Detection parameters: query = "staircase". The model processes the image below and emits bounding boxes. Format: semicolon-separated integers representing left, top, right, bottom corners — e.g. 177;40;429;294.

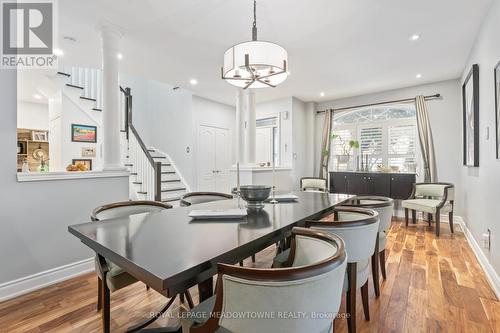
53;64;189;206
128;146;188;206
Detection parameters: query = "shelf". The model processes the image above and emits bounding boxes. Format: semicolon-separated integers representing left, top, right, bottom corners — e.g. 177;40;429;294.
17;154;27;156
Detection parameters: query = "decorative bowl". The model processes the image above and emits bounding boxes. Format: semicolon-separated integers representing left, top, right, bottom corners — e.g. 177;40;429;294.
238;185;271;210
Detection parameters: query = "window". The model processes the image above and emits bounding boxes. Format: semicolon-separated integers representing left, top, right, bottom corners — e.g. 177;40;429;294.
329;104;417;172
256;116;280;166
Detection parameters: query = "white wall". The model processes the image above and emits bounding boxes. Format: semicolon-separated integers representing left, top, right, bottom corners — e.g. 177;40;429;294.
316;79;463;214
460;0;500;274
17;101;49;130
192;95;236;189
0;70;129;285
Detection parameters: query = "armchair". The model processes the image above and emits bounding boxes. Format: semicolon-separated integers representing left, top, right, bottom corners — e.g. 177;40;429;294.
402;182;454;236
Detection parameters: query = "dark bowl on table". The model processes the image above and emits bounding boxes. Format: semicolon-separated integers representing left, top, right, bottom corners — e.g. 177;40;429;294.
238;185;271;210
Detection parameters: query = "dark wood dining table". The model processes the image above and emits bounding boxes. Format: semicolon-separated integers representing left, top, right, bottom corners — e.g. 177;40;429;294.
68;191;353;332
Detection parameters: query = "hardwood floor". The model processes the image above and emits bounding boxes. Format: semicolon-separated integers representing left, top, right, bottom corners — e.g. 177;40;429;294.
1;217;499;333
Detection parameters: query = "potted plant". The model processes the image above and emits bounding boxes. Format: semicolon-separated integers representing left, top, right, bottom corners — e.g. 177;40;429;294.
331;133;359;164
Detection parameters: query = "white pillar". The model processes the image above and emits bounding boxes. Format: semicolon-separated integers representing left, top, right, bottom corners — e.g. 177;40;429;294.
101;25;123;170
235;89;244;163
243;89;256;165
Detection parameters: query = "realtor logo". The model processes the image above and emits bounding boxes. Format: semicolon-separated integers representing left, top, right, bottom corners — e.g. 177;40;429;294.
1;0;57;68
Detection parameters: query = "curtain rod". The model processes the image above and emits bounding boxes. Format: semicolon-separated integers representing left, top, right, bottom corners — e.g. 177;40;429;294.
315;93;441;114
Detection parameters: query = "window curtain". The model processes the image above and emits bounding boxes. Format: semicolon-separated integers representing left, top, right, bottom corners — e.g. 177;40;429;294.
415;95;437;182
319;109;333;178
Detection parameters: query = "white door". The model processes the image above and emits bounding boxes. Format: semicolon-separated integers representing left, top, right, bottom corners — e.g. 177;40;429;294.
256;127;273;165
197;125;232;192
215;127;231;192
198;126;217;191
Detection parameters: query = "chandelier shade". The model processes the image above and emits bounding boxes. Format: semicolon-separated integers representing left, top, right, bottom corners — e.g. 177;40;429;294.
222;40;288;89
221;0;288;89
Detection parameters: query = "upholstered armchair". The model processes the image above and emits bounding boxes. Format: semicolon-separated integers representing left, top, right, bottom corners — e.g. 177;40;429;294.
300;177;328;192
181;227;347;333
402;182;454;236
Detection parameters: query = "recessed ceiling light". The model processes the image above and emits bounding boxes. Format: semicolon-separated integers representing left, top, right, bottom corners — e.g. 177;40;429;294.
189;79;198;85
117;53;123;60
53;48;64;56
416;74;422;79
33;94;42;99
410;34;421;41
320;92;325;97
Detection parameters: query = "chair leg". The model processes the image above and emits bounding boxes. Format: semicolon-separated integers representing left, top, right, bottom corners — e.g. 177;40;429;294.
379;249;387;280
146;285;150;291
435;210;440;237
239;261;243;266
180;292;185;304
346;262;357;333
405;208;409;227
101;275;110;333
371;236;380;297
184;290;195;309
449;211;454;233
97;277;102;311
428;213;432;227
251;254;256;263
361;281;370;321
412;210;416;224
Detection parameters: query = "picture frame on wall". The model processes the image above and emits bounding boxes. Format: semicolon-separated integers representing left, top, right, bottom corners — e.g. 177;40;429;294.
495;60;500;159
71;124;97;143
81;147;96;158
462;63;480;167
72;159;92;171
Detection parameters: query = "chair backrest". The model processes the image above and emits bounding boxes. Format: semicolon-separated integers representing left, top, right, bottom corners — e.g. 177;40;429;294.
414;182;454;201
91;200;172;221
180;192;233;206
300;177;328;192
341;196;393;233
191;227;347;333
306;207;379;263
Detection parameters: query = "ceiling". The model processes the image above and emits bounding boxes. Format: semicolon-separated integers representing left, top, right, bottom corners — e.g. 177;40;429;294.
56;0;493;105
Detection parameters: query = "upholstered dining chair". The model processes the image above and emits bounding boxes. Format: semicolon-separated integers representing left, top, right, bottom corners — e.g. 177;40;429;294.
180;192;233;206
181;227;347;333
341;196;394;297
91;200;194;333
402;182;454;236
273;207;379;333
300;177;328;192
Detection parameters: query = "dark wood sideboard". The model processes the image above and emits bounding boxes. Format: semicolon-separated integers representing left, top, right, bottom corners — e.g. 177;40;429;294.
329;171;416;200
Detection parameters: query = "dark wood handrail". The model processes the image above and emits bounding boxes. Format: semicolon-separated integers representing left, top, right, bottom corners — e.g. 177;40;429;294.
121;87;162;202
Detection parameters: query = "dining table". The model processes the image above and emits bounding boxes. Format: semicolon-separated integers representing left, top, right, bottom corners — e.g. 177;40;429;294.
68;191;353;332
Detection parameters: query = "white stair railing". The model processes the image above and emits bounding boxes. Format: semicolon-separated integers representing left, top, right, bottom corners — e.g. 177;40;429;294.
129;131;158;201
60;64;103;110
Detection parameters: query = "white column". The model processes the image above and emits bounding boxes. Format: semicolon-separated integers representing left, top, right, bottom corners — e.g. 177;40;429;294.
235;89;244;163
243;89;256;165
101;24;123;170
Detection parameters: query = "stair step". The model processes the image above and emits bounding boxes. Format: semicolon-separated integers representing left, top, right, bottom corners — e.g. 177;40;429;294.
92;108;102;112
161;179;181;183
147;149;155;152
66;83;83;89
131;172;138;175
137;191;147;195
152;156;167;159
161;187;186;193
162;196;182;203
124;163;133;166
80;96;97;102
57;71;71;77
161;171;176;174
132;181;142;185
161;163;172;166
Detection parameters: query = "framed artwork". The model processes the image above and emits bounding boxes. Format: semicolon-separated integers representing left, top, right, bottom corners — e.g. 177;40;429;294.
72;159;92;171
71;124;97;143
462;64;480;167
495;60;500;159
81;147;96;158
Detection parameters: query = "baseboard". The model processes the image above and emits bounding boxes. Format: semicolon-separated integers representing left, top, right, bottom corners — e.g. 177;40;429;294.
458;217;500;299
0;257;94;302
